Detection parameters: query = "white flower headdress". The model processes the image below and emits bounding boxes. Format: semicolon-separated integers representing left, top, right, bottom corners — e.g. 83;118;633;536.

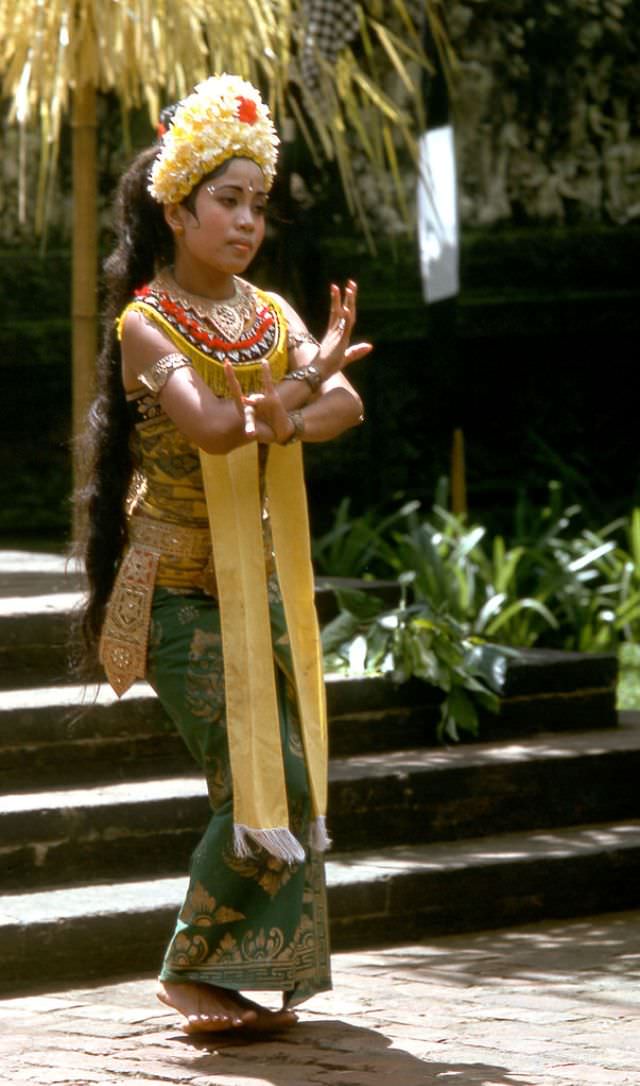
148;74;279;205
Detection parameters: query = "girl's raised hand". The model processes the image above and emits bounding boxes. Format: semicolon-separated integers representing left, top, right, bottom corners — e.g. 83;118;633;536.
224;360;292;443
224;360;258;437
317;280;372;379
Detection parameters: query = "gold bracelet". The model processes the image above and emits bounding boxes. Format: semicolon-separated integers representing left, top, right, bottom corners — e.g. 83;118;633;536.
283;363;322;393
282;409;305;445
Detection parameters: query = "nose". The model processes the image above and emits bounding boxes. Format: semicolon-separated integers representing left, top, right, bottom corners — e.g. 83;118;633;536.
236;204;256;232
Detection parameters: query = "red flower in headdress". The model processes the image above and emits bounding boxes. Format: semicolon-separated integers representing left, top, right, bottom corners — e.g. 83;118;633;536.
236;96;258;124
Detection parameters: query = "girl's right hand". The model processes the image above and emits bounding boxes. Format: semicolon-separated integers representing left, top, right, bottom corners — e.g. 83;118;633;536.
224;360;292;444
316;280;372;380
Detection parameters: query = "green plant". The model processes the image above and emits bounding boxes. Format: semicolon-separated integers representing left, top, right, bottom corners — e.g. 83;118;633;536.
506;491;640;651
376;502;559;648
311;497;419;579
318;482;640;737
322;582;510;741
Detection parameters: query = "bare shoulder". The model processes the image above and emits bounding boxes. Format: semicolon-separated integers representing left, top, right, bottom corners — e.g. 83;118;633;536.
120;307;178;377
121;306;168;351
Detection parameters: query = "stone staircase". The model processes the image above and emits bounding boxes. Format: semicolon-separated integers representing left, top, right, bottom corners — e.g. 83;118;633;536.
1;548;639;996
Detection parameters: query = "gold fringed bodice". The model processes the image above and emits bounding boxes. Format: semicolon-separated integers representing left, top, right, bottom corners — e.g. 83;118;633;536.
118;272;289;398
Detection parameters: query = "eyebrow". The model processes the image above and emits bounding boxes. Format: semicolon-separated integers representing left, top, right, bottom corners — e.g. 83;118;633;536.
214;182;268;196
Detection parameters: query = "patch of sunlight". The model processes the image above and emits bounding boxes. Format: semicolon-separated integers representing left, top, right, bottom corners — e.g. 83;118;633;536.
0;681;154;709
0;592;82;615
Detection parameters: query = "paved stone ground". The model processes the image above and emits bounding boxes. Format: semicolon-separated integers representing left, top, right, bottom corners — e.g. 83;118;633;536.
1;909;639;1086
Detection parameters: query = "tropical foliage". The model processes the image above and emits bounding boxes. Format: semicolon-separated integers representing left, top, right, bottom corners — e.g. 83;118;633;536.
317;482;640;737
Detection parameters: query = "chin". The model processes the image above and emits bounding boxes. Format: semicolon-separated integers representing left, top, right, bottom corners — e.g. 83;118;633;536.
217;252;254;275
231;258;255;276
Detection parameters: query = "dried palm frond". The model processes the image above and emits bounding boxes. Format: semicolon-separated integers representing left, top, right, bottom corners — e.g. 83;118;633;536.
0;0;451;234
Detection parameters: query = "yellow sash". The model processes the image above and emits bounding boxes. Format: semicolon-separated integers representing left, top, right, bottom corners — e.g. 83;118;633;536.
199;443;328;862
116;283;329;861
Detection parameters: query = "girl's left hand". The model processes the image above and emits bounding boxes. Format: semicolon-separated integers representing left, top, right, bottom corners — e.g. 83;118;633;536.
224;360;292;444
316;280;372;379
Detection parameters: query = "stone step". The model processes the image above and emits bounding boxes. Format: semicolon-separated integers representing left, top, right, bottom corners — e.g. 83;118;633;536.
0;594;81;689
0;552;619;748
0;557;399;690
0;679;440;791
3;718;639;891
0;683;192;789
0;636;620;791
0;549;619;721
0;552;81;689
1;819;639;996
0;550;82;595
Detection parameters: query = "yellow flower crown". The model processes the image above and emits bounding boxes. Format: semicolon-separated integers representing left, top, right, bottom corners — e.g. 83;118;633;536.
148;74;280;205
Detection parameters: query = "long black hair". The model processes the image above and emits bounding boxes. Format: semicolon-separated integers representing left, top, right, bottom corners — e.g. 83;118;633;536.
75;144;174;664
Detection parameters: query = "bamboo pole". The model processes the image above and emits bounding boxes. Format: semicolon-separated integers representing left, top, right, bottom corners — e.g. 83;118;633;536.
71;81;98;533
451;427;467;516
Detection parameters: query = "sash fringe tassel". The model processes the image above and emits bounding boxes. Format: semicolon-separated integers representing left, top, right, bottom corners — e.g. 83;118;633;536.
233;823;307;865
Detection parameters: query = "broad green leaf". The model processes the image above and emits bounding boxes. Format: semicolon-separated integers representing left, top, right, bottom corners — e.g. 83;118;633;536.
321;611;361;654
485;597;559;637
334;587;385;620
348;635;368;674
568;541;616;572
475;592;507;632
447;685;479;734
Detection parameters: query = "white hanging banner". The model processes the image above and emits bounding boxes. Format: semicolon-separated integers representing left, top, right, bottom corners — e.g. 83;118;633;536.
417;125;459;304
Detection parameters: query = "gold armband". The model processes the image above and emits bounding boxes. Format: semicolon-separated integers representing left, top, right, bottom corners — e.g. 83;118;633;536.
138;352;192;396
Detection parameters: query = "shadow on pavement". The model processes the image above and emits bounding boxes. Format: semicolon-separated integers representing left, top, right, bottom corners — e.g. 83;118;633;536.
172;1017;528;1085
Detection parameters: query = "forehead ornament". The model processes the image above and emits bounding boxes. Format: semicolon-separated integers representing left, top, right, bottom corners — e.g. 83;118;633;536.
148;73;279;206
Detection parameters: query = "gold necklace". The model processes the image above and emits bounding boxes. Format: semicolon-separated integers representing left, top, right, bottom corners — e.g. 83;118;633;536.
155;270;256;342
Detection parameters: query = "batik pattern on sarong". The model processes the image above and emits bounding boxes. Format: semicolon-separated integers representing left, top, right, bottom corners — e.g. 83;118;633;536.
146;587;332;1007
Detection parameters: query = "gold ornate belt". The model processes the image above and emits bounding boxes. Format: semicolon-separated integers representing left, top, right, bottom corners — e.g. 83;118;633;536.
99;515;215;696
129;515;212;559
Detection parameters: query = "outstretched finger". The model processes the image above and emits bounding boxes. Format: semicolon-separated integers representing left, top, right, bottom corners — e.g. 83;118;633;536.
260;359;275;394
224;360;243;405
343;341;373;366
345;280;358;328
328;283;341;327
225;361;255;435
334;282;356;341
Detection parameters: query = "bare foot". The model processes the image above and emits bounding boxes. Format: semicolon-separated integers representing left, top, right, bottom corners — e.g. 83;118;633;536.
234;992;298;1032
157;980;257;1034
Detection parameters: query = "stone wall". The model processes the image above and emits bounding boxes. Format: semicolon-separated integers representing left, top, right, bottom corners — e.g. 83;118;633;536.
451;0;640;227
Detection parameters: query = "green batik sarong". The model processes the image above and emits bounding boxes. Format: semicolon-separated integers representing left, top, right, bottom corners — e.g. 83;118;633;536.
146;587;332;1008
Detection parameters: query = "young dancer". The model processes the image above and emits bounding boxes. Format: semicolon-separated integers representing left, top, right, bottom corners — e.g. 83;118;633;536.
78;73;371;1034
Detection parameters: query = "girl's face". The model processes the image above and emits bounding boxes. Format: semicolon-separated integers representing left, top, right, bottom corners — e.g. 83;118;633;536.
167;158;268;282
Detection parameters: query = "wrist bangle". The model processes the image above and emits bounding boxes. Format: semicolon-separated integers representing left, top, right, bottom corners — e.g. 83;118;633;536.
282;409;305;445
283;362;323;393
